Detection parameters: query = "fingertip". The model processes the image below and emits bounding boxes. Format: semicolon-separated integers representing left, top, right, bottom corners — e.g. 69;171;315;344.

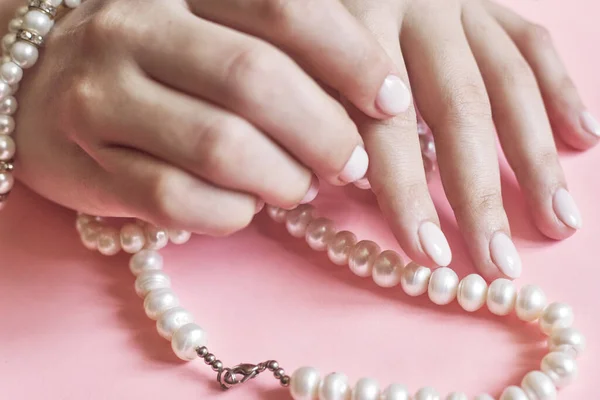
375;75;412;117
489;232;522;279
417;221;453;267
300;176;320;204
339;145;369;183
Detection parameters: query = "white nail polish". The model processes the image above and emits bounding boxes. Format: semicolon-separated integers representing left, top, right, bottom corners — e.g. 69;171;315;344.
418;222;452;267
376;75;412;116
354;177;371;190
489;232;522;279
553;188;582;229
580;111;600;137
300;177;320;204
339;146;369;183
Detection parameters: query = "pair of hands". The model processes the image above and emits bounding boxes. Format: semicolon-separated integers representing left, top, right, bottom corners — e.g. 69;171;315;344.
11;0;597;280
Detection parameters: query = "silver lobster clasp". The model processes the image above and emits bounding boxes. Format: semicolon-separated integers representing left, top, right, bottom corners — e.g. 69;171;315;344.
218;363;263;390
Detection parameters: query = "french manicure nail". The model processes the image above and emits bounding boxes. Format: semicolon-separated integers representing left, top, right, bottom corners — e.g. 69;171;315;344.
418;221;452;267
354;177;371;190
339;146;369;183
376;75;412;116
300;177;320;204
489;232;522;279
580;111;600;137
255;200;265;214
553;188;582;229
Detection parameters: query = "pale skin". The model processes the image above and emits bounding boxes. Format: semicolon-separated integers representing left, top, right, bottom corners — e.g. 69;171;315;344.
2;0;596;280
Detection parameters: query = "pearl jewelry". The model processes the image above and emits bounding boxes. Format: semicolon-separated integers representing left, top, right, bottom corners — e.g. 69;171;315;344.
15;6;29;17
428;267;459;305
400;262;431;296
22;10;54;36
487;278;517;316
446;393;467;400
168;229;192;245
474;395;494;400
171;323;208;361
521;371;557;400
305;217;336;251
286;205;314;238
266;205;288;223
541;352;577;388
135;270;171;298
8;18;22;33
327;230;357;266
120;223;146;253
10;41;39;69
65;0;82;7
352;377;380;400
349;240;380;277
539;303;574;335
144;224;169;250
499;386;528;400
0;80;11;100
0;135;16;160
129;249;163;276
0;61;23;84
318;372;351;400
372;250;403;288
143;288;179;320
414;387;441;400
97;227;121;256
156;306;194;340
0;171;14;194
516;285;547;322
80;221;102;250
290;367;321;400
457;273;488;312
0;97;17;116
48;0;65;6
380;384;410;400
548;327;585;358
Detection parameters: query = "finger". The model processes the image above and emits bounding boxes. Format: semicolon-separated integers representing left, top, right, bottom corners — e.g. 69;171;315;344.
344;5;451;268
94;146;258;236
486;0;600;150
91;72;317;209
402;4;520;279
187;0;412;118
135;10;368;185
463;5;582;239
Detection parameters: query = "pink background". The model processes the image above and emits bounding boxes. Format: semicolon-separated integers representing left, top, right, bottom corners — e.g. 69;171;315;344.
1;0;598;398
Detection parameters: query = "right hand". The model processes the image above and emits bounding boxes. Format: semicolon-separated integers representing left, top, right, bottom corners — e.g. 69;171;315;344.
12;0;407;235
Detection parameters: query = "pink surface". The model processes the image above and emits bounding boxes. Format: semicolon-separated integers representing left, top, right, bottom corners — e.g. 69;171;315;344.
1;1;599;399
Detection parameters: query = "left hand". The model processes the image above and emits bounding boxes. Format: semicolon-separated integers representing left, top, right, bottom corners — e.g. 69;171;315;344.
341;0;596;279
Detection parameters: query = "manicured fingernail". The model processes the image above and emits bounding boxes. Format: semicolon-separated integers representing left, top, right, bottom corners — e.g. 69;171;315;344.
354;177;371;190
418;221;452;266
489;232;522;279
376;75;412;116
255;200;265;214
300;177;320;204
553;188;582;229
580;111;600;137
339;146;369;183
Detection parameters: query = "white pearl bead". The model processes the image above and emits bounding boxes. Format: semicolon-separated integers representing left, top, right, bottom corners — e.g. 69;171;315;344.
1;62;23;85
22;10;54;36
48;0;64;6
305;217;336;251
540;351;577;388
171;322;207;361
474;395;494;400
129;249;163;276
0;135;15;161
143;288;179;320
144;224;169;250
1;33;16;53
75;214;94;233
120;223;146;253
266;205;288;223
8;18;22;33
168;229;192;245
516;285;547;322
414;387;441;400
97;227;121;256
65;0;82;7
457;274;488;312
548;327;585;358
327;230;357;266
351;378;379;400
521;371;557;400
290;367;321;400
15;6;29;17
318;372;351;400
539;303;574;335
135;270;171;298
156;306;194;340
499;386;528;400
349;240;380;277
486;278;516;316
10;41;39;69
372;250;404;288
0;97;17;116
400;262;431;296
427;267;458;305
286;205;315;238
445;392;467;400
0;171;14;194
0;81;10;100
80;221;102;250
380;384;410;400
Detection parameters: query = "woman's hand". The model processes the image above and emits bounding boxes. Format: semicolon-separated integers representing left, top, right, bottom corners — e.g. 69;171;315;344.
341;0;595;279
12;0;408;235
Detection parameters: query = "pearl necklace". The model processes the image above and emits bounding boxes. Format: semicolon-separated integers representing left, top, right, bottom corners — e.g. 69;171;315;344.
1;2;586;399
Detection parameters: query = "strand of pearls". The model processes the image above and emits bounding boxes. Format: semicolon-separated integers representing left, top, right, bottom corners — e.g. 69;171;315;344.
76;204;585;400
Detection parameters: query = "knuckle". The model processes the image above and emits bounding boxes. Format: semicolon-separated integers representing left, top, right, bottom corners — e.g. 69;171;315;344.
224;45;280;94
259;0;318;32
454;189;503;216
523;23;552;47
439;82;492;131
63;76;103;137
498;57;537;89
146;172;183;227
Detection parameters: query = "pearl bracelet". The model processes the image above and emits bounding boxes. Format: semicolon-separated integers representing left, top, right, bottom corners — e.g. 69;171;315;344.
76;207;585;400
